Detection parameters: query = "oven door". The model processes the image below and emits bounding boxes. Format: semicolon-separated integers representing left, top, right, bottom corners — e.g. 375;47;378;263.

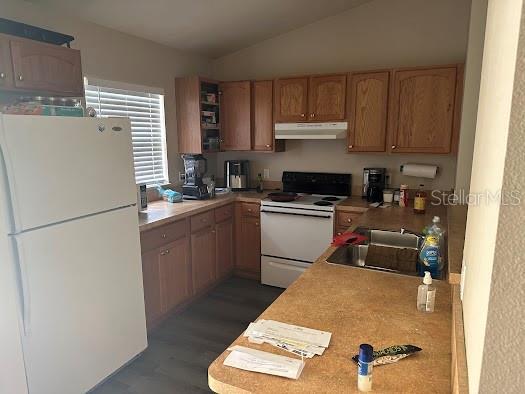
260;206;334;262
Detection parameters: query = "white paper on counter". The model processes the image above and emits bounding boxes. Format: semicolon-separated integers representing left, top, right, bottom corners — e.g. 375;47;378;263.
224;345;305;380
245;320;331;348
244;320;331;358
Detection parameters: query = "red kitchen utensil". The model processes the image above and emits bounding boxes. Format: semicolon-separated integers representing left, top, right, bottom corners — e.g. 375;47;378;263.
332;232;368;247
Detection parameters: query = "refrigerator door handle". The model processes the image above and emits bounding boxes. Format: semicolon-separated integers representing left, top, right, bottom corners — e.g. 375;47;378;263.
13;236;31;335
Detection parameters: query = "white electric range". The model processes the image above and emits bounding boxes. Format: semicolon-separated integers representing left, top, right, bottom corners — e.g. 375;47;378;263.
260;172;352;288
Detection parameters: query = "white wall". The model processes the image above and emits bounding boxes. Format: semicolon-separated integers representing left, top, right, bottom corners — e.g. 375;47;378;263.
210;0;471;190
455;0;488;195
1;0;211;183
461;0;523;392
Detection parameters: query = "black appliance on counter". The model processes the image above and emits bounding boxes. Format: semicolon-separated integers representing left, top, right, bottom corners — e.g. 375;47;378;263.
362;168;386;202
182;154;209;200
224;160;250;190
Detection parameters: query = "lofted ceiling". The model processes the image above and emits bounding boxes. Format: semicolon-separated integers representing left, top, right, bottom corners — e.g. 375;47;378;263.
30;0;373;58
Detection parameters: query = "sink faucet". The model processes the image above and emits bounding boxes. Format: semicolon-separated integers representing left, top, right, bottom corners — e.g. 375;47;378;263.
400;227;406;234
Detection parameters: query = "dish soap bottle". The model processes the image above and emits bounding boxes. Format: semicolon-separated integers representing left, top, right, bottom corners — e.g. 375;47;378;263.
417;271;436;313
413;184;426;214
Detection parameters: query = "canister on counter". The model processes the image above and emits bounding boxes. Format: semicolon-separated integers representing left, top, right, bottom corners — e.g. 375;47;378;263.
399;184;409;207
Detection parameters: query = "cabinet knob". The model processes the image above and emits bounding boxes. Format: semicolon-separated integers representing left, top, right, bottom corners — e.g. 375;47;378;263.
348;145;353;149
212;230;216;233
160;251;165;256
166;249;170;254
255;222;259;227
300;113;305;118
391;145;396;149
17;74;23;81
0;72;5;79
347;218;352;223
265;144;271;148
161;234;167;238
310;113;315;118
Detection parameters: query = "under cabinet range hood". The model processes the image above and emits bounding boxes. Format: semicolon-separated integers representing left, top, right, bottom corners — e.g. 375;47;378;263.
274;122;348;140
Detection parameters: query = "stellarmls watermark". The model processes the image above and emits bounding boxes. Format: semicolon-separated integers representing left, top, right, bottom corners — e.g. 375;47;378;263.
431;190;522;206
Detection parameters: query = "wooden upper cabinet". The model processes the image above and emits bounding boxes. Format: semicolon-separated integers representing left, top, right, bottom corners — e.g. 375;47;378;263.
274;77;308;122
219;81;251;150
9;38;83;96
308;74;346;121
176;76;202;154
252;80;276;151
389;67;458;153
159;237;191;313
347;71;389;152
0;35;14;89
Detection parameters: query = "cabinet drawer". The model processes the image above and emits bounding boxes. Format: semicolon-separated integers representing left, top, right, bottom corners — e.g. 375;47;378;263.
240;202;260;217
215;203;233;223
335;226;350;236
140;220;186;252
336;211;362;227
191;210;215;233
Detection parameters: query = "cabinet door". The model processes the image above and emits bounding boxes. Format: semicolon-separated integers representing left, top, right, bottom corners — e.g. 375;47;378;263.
220;81;251;150
191;226;216;294
389;67;457;153
216;218;234;278
308;74;346;121
274;77;308;122
252;80;274;151
159;237;191;313
236;216;261;274
9;38;83;95
347;72;389;152
141;249;162;329
0;35;14;89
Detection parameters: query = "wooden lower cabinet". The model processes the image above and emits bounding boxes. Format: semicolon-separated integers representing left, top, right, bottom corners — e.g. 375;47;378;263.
334;210;364;236
141;248;163;328
191;226;217;294
159;238;191;313
216;217;234;278
235;203;261;279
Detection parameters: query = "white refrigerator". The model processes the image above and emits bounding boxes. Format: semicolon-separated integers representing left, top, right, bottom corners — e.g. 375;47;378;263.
0;115;148;394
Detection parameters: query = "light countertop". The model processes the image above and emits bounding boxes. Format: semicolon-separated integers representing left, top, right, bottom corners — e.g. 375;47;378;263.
138;193;369;232
208;259;452;393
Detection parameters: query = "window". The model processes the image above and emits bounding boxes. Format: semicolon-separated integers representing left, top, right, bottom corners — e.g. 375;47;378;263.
84;78;169;186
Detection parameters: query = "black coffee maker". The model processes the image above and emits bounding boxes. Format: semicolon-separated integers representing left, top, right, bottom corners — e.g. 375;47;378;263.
182;154;210;200
362;168;386;202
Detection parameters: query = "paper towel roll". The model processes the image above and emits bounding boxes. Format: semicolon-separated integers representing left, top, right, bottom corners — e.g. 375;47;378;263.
401;163;438;179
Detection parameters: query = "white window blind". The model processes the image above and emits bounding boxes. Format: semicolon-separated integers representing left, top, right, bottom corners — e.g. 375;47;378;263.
84;78;169;186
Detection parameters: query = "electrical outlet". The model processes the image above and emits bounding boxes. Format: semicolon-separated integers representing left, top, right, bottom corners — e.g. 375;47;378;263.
263;169;270;179
179;172;186;182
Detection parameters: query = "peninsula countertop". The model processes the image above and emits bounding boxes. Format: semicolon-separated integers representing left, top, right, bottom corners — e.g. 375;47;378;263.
208;260;452;393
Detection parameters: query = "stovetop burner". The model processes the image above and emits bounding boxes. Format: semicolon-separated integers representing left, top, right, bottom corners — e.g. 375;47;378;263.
314;200;334;206
321;196;341;202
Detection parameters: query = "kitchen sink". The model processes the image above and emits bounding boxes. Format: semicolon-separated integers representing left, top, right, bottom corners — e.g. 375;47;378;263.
327;227;423;276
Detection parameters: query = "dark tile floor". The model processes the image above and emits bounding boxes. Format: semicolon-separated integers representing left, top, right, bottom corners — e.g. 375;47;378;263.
90;277;283;394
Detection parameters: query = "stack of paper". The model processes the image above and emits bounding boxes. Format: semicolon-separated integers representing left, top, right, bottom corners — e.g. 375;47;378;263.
243;319;332;358
224;346;305;380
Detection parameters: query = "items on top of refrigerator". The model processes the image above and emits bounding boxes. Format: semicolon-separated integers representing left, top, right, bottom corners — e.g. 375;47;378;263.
2;96;84;117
